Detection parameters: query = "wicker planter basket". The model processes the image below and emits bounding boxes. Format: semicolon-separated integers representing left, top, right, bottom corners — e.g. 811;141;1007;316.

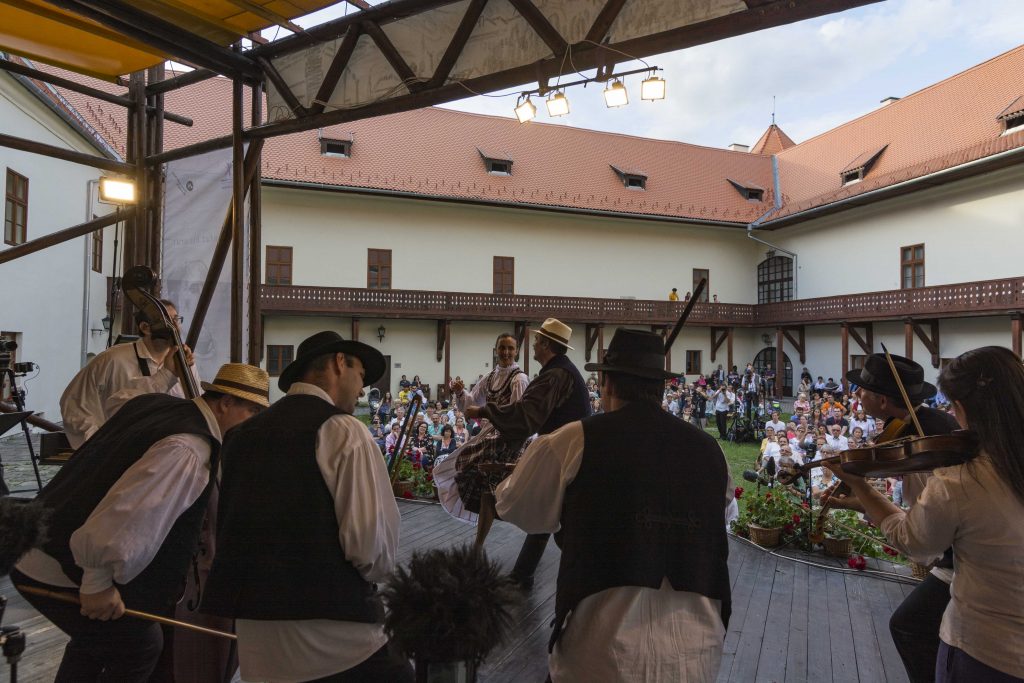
748;524;783;548
823;537;852;558
393;480;414;498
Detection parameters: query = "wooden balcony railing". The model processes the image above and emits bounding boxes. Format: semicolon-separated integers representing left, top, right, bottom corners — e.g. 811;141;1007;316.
260;276;1024;327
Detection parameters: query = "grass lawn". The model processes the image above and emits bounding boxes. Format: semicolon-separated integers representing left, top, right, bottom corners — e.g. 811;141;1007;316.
707;428;762;492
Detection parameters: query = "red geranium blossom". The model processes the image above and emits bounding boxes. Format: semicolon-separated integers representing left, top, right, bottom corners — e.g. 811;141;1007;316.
734;487;744;500
847;555;867;570
784;523;794;533
792;513;802;524
402;491;413;499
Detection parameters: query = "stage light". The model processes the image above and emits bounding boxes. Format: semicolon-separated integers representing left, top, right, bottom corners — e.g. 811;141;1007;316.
545;91;570;117
603;80;628;108
514;97;537;123
98;177;136;204
640;75;666;101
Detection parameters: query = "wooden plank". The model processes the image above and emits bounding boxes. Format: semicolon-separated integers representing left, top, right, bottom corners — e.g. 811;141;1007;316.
719;540;767;681
845;573;887;683
870;579;911;683
784;560;809;683
826;570;859;683
730;554;778;682
805;565;833;682
756;554;795;681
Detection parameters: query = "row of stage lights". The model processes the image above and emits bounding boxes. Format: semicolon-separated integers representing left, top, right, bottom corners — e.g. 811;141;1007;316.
513;68;666;123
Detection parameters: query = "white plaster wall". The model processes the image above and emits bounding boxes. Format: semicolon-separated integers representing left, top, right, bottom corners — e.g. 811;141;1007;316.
261;186;762;304
1;73;115;422
766;165;1024;299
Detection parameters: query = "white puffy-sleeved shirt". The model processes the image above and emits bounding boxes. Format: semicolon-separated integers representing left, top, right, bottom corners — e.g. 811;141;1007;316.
16;396;221;593
495;419;735;683
880;455;1024;678
234;382;401;683
60;340;202;449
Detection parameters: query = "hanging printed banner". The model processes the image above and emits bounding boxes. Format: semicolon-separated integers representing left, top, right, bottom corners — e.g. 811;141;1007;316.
162;147;248;381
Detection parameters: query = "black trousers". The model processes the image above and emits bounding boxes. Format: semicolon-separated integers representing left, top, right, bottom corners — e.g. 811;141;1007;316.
891;573;951;683
716;410;729;439
511;533;550;581
301;641;413;683
12;569;164;682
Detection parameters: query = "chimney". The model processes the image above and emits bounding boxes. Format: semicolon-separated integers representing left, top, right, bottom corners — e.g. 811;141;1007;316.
728;143;749;153
879;96;901;107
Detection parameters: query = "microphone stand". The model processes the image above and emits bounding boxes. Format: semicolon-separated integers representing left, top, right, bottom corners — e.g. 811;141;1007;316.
0;596;26;683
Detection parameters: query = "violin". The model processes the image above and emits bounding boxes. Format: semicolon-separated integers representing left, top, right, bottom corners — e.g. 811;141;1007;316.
839;415;978;478
121;266;200;399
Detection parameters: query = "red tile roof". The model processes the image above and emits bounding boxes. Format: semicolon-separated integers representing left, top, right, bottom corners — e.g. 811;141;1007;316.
750;124;795;155
11;43;1024;228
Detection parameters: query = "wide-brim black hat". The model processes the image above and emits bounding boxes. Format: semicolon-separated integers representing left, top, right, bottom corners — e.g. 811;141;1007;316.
279;331;386;392
845;353;936;402
584;328;682;380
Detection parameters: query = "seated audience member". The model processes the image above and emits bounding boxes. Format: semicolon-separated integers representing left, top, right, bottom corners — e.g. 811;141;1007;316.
814;376;827;391
825;406;850;435
452;416;470;445
793;392;811;415
759;426;777;460
410;422;435;467
766;411;786;434
825;424;850;452
849;408;875;441
435;425;459;460
384;423;402;454
369;418;386;450
849;426;866;449
777;446;799;481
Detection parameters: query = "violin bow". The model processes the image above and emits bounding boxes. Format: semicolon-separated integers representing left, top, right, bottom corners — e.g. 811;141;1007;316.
879;343;925;438
664;278;707;353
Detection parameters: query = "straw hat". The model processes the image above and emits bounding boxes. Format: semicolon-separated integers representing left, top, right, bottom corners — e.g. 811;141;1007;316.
534;318;574;350
201;363;270;407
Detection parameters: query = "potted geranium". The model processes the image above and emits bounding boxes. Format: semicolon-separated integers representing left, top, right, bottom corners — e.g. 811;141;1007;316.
824;509;856;558
737;488;794;547
392;454;415;498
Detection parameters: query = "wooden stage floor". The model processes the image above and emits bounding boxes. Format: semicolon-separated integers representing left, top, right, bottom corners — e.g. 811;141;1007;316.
1;500;919;682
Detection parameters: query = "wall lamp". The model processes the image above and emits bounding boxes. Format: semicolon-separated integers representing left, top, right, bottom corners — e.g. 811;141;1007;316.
377;324;387;342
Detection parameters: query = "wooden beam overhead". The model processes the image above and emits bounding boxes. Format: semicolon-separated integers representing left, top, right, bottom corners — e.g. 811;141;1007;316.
257;56;309;117
508;0;568;56
361;19;422;92
428;0;490;88
585;0;629;43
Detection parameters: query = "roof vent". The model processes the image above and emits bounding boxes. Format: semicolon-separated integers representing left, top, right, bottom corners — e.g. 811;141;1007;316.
879;96;901;107
728;143;749;152
840;144;888;186
727;178;765;202
610;165;647;190
319;131;352;158
478;148;513;175
998;96;1024;135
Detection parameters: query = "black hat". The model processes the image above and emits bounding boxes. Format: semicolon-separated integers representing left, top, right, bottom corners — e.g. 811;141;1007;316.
278;331;386;392
584;328;682;380
845;353;936;402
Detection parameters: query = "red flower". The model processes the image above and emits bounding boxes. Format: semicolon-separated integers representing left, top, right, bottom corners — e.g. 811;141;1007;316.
426;474;433;482
792;514;802;524
765;493;772;501
883;546;899;556
784;523;794;533
847;555;867;570
801;502;810;509
412;462;422;470
401;491;413;499
734;487;744;500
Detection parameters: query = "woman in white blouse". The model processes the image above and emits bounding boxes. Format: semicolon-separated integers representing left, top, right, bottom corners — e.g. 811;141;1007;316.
830;346;1024;682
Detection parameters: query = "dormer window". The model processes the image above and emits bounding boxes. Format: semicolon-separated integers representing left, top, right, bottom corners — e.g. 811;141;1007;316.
610;165;647;190
727;178;765;202
478;148;513;175
840;144;887;186
998;96;1024;135
320;137;352;157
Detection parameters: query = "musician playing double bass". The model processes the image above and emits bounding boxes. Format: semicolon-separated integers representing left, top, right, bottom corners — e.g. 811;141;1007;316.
834;353;959;683
60;300;202;449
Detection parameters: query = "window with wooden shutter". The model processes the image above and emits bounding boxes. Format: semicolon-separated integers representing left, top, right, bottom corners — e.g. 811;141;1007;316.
266;345;294;376
368;248;392;289
900;244;925;289
5;169;28;246
266;246;293;285
493;256;514;294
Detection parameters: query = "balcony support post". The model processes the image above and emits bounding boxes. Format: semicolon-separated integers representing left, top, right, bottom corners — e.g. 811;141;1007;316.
351;317;359;341
775;328;786;397
841;323;850;393
904;318;915;361
1012;313;1022;359
912;319;940;369
585;324;603;363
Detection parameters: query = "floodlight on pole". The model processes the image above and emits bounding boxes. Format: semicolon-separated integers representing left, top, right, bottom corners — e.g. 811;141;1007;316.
98;177;137;204
603;80;628;108
514;96;537;123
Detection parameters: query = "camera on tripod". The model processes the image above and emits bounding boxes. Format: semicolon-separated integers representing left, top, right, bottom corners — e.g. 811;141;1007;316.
0;339;34;375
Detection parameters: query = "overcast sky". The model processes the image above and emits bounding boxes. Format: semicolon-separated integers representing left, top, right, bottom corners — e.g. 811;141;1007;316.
289;0;1024;149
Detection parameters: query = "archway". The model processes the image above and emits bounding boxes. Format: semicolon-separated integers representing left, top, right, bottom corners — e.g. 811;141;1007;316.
753;348;792;397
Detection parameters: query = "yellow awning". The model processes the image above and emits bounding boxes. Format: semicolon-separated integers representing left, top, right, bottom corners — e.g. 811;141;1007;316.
0;0;341;81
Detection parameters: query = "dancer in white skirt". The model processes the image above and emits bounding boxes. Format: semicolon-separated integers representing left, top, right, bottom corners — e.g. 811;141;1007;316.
433;332;529;522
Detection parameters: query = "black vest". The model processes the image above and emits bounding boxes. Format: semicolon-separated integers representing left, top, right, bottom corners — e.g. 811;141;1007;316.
538;354;591;435
201;394;384;623
551;401;731;649
40;393;217;613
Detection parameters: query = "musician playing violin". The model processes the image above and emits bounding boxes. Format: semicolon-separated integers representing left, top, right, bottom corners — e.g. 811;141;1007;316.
829;347;1024;682
60;300;201;449
832;353;959;683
